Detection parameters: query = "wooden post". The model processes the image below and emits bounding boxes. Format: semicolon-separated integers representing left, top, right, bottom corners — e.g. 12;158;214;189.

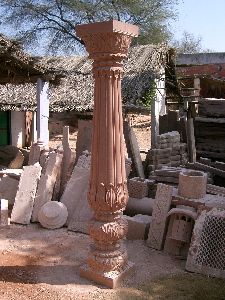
187;105;196;163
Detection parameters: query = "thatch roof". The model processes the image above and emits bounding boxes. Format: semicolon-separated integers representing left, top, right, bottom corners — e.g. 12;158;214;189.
0;34;57;84
0;43;179;112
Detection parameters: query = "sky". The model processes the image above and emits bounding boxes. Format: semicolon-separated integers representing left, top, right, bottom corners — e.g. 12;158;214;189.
1;1;225;54
173;0;225;52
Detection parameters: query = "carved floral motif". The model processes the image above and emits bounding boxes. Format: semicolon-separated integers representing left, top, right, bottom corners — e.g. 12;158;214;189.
81;32;133;59
89;217;128;242
88;182;128;212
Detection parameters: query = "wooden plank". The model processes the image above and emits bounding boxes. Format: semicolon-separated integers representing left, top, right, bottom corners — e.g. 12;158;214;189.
198;99;225;118
186;108;196;163
187;162;225;178
197;150;225;160
200;157;225;170
195;117;225;123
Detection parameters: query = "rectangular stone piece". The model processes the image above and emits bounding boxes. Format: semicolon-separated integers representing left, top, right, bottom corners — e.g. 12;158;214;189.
186;208;225;279
28;142;43;165
123;214;151;240
0;175;19;206
63;166;93;231
67;176;94;233
31;152;62;222
1;199;9;226
61;151;93;232
11;164;42;225
147;183;173;250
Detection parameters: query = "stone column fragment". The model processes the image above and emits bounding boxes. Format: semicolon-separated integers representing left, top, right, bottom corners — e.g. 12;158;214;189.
36;78;49;146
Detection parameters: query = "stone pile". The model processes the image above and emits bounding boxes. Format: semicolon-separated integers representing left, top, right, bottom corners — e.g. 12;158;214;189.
147;131;188;172
8;129;73;228
146;168;225;279
149;165;213;185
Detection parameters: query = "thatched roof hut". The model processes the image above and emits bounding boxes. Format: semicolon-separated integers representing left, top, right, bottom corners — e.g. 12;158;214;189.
0;36;179;112
0;34;57;84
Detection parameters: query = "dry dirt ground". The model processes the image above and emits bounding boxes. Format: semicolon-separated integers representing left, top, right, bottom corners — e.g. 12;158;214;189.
0;224;186;300
48;114;151;154
0;114;185;299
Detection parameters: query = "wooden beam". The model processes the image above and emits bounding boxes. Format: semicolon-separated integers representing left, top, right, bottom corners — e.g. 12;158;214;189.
186;105;196;163
187;162;225;178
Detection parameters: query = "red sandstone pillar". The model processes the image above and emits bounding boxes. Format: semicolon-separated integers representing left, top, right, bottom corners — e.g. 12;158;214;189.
76;20;139;288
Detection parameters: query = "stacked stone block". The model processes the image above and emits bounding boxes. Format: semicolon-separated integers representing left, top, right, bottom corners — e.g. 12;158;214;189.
148;131;188;172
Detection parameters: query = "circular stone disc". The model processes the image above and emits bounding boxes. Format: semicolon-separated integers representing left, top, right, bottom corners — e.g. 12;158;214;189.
38;201;68;229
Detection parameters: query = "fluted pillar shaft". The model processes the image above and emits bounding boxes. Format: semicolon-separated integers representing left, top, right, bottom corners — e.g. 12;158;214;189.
76;20;139;288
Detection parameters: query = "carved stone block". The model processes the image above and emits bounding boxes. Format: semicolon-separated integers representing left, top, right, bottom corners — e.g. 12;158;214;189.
147;183;173;250
128;177;148;199
186;208;225;279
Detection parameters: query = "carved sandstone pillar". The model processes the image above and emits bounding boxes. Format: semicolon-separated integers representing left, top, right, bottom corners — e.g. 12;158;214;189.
76;21;139;288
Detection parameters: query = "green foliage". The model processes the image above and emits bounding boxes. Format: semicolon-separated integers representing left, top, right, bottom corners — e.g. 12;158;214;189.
138;83;156;107
0;0;179;55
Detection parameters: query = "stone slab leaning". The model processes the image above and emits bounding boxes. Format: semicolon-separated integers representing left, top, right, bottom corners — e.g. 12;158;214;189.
61;151;93;233
11;164;42;225
31;152;62;222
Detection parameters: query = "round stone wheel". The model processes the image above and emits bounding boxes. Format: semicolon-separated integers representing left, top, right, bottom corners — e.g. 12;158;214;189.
178;170;207;199
38;201;68;229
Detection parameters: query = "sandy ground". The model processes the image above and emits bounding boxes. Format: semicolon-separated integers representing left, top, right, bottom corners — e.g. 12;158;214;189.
48;114;151;154
0;224;186;300
0;114;185;299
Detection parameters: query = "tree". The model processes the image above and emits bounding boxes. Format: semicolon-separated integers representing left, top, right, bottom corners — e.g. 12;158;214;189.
172;31;203;54
0;0;179;55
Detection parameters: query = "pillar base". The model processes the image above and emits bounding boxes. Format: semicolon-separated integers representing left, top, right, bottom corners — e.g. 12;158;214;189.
80;261;135;288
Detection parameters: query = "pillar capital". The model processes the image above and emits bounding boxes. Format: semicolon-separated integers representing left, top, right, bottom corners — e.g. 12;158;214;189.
76;20;139;61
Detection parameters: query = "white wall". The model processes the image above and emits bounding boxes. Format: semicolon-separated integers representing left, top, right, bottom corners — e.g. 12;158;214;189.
11;111;25;148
